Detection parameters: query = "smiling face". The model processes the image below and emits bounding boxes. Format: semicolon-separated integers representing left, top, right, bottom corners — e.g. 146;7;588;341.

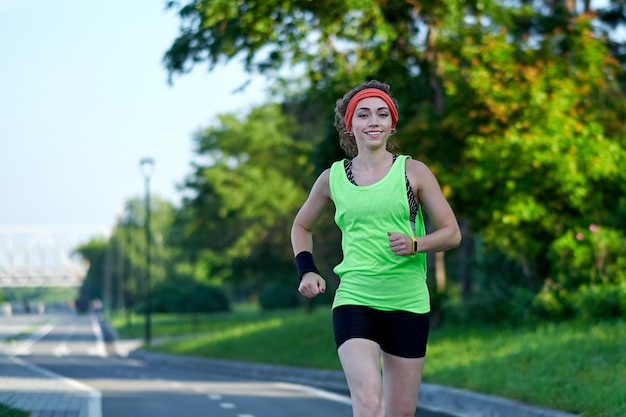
350;96;393;151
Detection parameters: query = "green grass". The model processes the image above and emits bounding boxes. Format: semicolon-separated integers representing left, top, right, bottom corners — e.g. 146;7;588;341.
425;321;626;417
110;307;625;417
112;307;340;369
0;403;29;417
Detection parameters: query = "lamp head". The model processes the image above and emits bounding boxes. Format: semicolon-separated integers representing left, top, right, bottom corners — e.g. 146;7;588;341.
140;158;155;179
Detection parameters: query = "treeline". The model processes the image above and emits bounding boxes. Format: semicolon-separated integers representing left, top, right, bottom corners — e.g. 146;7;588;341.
75;0;626;324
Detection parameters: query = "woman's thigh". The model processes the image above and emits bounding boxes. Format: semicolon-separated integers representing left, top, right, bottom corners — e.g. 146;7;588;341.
337;338;384;416
333;306;429;416
382;353;425;417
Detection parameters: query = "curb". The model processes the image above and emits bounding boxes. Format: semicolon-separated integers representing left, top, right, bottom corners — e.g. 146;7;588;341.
128;350;350;393
418;385;580;417
127;349;580;417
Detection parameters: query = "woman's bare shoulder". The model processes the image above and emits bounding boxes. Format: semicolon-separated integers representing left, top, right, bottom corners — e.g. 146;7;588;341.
310;168;332;198
405;158;433;177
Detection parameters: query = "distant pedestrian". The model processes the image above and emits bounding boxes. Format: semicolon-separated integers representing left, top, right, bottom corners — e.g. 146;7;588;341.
291;80;461;417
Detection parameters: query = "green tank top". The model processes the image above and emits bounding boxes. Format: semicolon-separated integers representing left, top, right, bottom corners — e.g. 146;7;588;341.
329;155;430;314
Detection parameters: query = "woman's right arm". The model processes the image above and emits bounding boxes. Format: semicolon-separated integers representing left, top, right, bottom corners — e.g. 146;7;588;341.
291;169;331;297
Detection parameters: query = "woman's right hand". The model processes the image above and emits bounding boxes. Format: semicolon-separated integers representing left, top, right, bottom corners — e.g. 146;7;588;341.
298;273;326;298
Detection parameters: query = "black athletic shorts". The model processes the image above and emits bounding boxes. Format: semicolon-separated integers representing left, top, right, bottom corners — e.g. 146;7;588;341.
332;305;430;358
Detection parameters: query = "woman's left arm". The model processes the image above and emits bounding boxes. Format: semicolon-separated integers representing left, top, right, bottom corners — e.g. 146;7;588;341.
408;159;462;252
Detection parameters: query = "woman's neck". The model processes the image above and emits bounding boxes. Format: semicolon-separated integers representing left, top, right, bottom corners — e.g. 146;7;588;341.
352;150;393;171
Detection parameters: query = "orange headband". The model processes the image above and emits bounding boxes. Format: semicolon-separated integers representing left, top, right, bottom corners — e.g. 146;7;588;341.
344;88;399;132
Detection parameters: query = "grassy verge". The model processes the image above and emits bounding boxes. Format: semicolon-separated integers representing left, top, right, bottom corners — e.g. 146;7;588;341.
0;403;29;417
425;321;625;417
112;307;340;369
110;306;625;417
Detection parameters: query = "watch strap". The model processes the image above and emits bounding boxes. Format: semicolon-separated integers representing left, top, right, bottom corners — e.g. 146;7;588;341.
410;236;418;255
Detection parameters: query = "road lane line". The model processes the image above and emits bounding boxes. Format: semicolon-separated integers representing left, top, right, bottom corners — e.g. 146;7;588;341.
9;355;103;417
89;315;107;357
54;324;76;356
12;322;55;356
275;382;352;406
53;342;70;357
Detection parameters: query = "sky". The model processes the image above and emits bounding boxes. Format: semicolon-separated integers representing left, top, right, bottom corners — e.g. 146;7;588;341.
2;0;620;243
0;1;270;239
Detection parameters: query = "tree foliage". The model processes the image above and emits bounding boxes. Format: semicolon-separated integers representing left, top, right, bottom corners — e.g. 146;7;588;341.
161;0;626;320
78;0;626;320
437;13;626;284
170;103;318;298
75;196;200;313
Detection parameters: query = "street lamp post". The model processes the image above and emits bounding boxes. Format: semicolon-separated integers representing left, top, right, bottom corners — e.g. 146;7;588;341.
117;206;127;314
123;204;133;329
140;157;155;346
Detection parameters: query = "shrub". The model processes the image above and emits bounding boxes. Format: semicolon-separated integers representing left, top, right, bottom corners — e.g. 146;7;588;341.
150;279;230;313
531;280;577;320
0;403;29;417
551;225;626;289
570;283;626;322
259;282;300;310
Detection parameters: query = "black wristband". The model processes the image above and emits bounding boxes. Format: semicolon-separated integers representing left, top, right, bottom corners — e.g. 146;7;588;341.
295;251;320;281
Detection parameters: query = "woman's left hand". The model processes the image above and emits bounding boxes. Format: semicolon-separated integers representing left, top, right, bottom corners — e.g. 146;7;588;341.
387;232;413;256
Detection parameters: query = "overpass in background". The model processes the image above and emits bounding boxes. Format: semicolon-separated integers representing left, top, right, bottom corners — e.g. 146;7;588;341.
0;225;110;288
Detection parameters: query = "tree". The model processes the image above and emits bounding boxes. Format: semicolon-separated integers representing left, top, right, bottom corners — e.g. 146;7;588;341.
436;12;626;285
163;0;626;320
75;195;176;314
74;238;108;309
171;103;317;298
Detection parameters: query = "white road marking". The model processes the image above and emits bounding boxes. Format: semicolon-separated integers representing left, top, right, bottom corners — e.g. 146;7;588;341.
219;402;236;409
208;394;222;400
275;382;352;405
89;315;107;357
9;355;102;417
3;316;107;417
12;323;55;356
53;342;70;357
56;325;77;356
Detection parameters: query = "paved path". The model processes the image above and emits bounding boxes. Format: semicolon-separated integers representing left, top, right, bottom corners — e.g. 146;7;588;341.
0;313;581;417
0;314;98;417
0;354;96;417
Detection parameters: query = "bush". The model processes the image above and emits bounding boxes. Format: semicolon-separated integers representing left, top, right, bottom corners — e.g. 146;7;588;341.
570;284;626;322
530;281;626;322
551;225;626;289
0;403;29;417
259;282;300;310
442;295;517;326
150;279;230;313
192;283;231;313
531;280;577;321
439;285;538;327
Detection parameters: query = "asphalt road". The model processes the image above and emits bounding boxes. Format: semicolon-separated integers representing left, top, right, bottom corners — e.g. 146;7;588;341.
0;313;455;417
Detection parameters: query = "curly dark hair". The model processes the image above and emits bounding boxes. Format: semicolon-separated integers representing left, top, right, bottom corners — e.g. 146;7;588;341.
333;80;400;158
